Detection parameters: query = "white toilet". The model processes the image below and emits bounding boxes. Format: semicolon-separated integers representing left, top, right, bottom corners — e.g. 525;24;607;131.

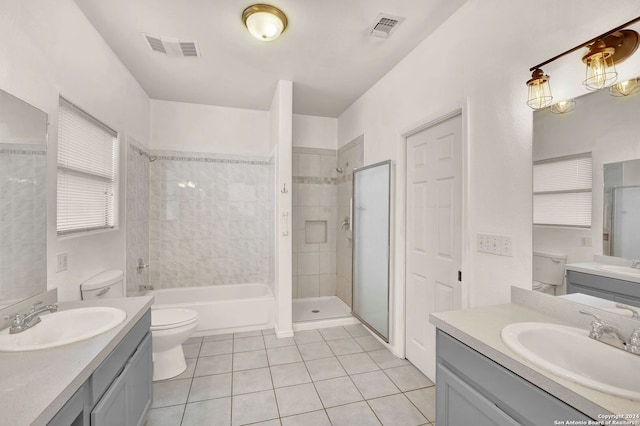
532;251;567;295
80;270;199;381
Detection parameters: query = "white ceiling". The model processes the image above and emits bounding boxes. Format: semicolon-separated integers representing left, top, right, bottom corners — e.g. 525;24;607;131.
73;0;467;117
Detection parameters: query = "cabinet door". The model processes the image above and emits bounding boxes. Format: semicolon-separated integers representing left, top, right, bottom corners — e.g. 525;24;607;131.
48;384;88;426
91;366;127;426
127;333;152;426
436;363;519;426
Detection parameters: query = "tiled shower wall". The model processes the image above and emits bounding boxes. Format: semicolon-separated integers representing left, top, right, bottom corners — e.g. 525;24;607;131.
126;141;150;296
336;136;364;307
292;147;337;298
149;151;271;289
0;143;46;303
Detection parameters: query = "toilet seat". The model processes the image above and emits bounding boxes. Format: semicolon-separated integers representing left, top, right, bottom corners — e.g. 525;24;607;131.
151;308;199;331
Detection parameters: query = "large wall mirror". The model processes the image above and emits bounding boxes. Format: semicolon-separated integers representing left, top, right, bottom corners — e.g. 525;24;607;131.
0;89;48;309
533;69;640;314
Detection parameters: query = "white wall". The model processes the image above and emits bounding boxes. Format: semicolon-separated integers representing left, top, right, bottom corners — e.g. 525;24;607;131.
0;0;151;301
271;81;294;337
293;114;337;150
150;100;270;155
337;0;640;353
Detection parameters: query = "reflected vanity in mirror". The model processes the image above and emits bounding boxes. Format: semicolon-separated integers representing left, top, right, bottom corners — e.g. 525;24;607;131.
0;89;48;309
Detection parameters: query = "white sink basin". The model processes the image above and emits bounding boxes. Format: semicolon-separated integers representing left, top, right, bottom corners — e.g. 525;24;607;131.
596;264;640;277
501;322;640;400
0;307;126;352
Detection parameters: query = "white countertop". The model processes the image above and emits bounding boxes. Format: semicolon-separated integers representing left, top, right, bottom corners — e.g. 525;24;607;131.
431;303;640;421
0;296;153;426
566;262;640;284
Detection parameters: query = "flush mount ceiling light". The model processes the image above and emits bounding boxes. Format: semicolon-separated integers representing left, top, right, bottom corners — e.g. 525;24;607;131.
526;69;553;110
550;99;576;114
242;4;288;42
525;17;640;109
609;77;640;97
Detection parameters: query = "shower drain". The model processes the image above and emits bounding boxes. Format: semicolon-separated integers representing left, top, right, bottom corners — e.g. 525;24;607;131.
311;310;320;313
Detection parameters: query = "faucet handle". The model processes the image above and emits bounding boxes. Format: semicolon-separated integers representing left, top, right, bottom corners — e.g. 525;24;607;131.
580;310;605;338
3;313;22;323
627;328;640;354
615;303;640;320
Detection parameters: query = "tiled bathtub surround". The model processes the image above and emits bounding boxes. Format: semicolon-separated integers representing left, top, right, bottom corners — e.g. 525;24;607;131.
292;147;338;299
336;136;364;307
0;143;47;302
126;141;151;296
149;151;272;289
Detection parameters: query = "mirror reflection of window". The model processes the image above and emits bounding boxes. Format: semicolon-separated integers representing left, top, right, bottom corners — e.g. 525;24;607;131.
604;159;640;258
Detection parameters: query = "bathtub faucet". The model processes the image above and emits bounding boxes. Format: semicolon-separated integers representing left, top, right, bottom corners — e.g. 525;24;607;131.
139;284;154;292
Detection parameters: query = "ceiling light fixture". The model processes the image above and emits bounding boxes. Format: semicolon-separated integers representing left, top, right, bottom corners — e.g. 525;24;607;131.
242;4;288;42
525;17;640;109
550;99;576;114
609;77;640;97
526;69;553;109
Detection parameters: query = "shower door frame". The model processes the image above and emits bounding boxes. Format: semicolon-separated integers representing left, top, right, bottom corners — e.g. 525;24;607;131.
351;159;392;343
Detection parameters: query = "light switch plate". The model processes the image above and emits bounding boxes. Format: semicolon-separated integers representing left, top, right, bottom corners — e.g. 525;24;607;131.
56;252;68;272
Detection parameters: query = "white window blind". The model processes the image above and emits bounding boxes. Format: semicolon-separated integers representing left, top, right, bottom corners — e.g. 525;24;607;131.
57;98;118;235
533;155;592;227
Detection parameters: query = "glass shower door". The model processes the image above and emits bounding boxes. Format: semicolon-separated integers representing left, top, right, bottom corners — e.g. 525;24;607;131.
352;160;391;342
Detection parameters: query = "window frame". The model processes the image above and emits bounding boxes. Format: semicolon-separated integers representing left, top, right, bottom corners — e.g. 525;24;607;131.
56;97;119;237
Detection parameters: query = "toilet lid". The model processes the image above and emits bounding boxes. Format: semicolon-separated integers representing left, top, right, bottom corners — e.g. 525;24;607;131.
151;308;198;329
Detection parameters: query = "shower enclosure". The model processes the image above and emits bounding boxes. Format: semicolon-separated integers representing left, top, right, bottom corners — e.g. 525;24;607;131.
291;136;364;323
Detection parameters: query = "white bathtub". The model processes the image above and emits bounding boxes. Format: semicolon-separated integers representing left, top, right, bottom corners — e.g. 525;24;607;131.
150;283;275;336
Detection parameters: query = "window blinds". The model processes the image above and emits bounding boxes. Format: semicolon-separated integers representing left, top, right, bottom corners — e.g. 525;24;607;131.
533;155;592;227
57;98;118;235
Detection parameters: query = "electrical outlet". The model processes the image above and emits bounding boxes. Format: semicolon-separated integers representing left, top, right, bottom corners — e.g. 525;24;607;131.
56;252;68;272
501;236;513;257
580;236;592;247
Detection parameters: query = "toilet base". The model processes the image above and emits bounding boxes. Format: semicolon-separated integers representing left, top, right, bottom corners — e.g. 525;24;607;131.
153;345;188;381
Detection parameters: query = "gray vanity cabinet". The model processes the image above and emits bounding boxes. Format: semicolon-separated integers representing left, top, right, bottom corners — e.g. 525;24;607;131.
436;330;592;425
48;310;152;426
566;270;640;307
91;333;152;426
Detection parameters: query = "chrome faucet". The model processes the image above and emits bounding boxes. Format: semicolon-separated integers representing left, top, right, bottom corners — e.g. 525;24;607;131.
3;301;58;334
631;259;640;269
580;310;640;355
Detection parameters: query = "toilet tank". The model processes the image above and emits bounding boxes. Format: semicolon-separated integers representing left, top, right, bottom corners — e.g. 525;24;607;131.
81;270;124;300
533;251;567;286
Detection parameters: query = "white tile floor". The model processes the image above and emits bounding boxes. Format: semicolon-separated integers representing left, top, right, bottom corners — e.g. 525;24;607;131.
146;324;435;426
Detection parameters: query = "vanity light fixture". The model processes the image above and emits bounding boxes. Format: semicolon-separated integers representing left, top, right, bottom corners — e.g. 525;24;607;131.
526;17;640;109
550;99;576;114
526;69;553;110
242;4;288;42
582;39;617;90
609;77;640;97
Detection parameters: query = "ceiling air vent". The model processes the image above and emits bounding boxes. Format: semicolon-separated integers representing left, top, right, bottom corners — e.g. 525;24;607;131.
143;33;200;58
370;13;405;38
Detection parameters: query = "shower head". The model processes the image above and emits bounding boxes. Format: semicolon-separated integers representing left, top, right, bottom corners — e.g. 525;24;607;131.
335;161;349;174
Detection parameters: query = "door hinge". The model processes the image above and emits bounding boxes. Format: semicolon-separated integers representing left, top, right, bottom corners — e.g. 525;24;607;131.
458;270;462;282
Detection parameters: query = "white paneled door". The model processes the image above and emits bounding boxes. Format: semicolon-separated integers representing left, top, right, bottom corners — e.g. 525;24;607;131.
405;113;462;380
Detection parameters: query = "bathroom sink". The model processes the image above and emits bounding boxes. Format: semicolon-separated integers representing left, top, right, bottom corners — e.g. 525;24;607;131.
596;264;640;276
0;307;126;352
501;322;640;400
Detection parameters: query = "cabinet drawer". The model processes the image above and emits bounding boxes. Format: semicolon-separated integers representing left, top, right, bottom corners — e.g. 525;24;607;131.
90;310;150;404
436;330;591;425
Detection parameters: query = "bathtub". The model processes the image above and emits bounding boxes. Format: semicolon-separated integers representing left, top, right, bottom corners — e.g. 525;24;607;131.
149;283;275;336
